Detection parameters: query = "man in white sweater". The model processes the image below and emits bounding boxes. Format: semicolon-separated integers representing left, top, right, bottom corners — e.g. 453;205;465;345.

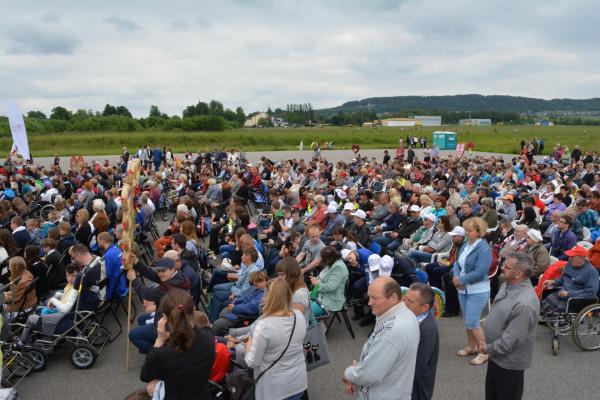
343;277;420;399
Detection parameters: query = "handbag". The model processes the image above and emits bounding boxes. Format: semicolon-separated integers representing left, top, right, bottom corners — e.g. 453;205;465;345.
303;304;331;371
227;313;297;400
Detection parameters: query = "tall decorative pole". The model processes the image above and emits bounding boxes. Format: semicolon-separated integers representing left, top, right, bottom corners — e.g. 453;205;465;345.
121;158;140;370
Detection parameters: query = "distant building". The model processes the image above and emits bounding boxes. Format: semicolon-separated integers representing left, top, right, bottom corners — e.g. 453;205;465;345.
414;115;442;126
245;112;270;127
362;122;374;127
459;118;492;126
535;119;554;126
381;118;417;127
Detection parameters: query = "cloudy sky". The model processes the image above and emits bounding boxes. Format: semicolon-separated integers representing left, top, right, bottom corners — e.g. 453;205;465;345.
1;0;599;117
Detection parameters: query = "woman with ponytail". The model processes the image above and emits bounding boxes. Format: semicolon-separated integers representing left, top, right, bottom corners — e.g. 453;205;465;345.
140;289;215;400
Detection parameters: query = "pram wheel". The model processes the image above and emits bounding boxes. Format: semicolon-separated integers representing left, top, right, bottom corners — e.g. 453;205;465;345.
24;346;48;372
6;351;34;377
70;344;97;369
89;326;111;347
552;336;560;356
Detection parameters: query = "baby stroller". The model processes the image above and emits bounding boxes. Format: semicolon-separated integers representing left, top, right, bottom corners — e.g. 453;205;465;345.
17;271;112;371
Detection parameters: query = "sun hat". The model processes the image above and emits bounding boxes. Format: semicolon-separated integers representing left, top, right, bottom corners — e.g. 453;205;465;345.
351;209;367;220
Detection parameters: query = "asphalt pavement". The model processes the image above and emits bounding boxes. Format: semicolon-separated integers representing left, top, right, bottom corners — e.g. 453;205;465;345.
32;148;528;171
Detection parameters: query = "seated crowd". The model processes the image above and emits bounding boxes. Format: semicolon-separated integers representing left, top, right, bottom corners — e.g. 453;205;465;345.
1;142;599;399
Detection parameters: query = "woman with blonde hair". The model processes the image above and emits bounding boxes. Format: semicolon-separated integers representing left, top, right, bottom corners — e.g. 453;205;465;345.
452;217;492;365
245;278;307;400
275;257;310;325
4;256;37;315
75;208;92;245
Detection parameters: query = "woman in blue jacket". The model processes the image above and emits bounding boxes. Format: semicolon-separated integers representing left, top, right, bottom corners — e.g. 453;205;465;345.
452;217;492;366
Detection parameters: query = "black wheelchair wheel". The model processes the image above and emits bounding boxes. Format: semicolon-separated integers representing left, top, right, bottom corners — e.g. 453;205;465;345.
572;303;600;352
70;344;97;369
24;347;48;372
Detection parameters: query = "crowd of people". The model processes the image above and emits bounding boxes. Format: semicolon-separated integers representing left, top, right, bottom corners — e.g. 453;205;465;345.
0;140;599;400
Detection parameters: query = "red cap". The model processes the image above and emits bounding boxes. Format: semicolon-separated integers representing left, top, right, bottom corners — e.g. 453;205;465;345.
564;246;588;258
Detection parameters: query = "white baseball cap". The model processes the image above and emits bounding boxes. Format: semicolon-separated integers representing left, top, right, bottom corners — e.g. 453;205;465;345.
409;205;421;212
527;229;543;242
368;254;382;272
335;188;347;199
424;213;437;222
343;202;355;211
325;204;338;214
351;209;367;220
341;249;353;259
379;255;394;277
448;226;465;236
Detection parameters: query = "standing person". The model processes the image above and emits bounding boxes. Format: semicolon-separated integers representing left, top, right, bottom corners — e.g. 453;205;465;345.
244;278;308;400
404;283;439;400
141;289;215;400
452;217;492;365
343;277;419;400
153;145;163;171
478;252;540;400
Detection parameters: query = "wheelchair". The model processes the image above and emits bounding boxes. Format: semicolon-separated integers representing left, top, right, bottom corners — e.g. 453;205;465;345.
19;307;112;371
540;296;600;355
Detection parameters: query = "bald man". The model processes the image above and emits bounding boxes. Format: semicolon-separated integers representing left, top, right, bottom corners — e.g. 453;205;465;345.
343;277;419;399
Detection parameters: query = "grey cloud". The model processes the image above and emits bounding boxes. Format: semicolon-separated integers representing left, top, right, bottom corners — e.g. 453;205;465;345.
39;12;60;24
5;28;79;55
105;15;141;32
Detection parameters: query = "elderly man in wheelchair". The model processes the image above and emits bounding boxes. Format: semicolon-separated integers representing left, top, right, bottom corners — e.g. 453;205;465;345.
539;245;600;354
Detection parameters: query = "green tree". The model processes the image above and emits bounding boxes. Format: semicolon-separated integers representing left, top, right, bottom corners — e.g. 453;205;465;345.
115;106;133;118
27;110;47;119
149;105;162;118
102;104;117;116
50;106;71;120
257;117;273;128
209;100;224;116
235;106;246;125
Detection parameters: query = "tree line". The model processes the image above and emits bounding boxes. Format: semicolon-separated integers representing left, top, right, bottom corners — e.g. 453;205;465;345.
0;100;247;136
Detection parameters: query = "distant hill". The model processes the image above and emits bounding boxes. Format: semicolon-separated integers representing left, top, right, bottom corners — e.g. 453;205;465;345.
316;94;600;115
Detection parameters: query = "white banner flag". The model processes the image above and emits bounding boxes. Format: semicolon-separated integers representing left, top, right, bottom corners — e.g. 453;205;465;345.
4;100;31;161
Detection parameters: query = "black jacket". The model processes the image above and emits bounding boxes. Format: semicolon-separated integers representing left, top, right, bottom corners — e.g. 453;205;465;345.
141;327;215;400
412;314;439;400
45;250;66;290
132;261;191;306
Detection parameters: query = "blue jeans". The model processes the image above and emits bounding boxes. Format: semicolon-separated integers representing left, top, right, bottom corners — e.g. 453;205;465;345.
209;269;230;291
209;282;234;321
219;244;236;259
406;249;433;264
284;393;304;400
129;322;157;354
137;312;155;326
458;291;489;329
373;235;401;252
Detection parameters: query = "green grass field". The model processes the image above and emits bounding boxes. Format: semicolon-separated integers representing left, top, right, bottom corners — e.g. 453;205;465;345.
0;125;598;157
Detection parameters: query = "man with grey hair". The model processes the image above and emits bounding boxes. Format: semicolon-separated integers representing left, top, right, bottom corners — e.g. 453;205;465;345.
478;252;539;400
343;277;419;399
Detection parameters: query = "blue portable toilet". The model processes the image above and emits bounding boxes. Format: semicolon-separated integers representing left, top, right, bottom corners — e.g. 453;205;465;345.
432;131;457;150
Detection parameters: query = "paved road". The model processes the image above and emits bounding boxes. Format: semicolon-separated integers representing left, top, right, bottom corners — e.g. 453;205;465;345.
34;148;530;171
17;293;600;400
